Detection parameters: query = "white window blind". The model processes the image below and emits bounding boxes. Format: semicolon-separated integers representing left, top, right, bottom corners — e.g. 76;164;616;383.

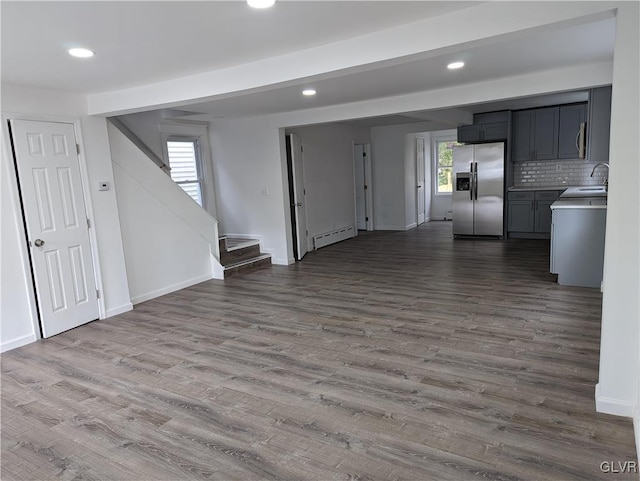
167;140;203;206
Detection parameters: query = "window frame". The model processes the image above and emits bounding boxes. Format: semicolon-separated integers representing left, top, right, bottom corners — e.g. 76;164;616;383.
159;120;216;216
165;137;205;207
432;136;459;196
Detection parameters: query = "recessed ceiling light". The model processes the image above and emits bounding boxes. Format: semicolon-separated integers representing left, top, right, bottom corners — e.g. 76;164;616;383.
68;48;95;58
247;0;275;8
302;89;316;96
447;61;465;70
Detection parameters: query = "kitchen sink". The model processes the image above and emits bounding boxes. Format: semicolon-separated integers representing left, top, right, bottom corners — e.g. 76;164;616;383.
560;186;608;198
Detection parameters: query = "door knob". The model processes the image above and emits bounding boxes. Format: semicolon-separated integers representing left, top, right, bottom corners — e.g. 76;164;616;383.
296;202;303;207
34;239;45;247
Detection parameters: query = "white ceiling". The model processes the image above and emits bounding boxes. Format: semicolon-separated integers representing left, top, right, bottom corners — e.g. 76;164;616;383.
0;1;478;94
177;18;612;118
1;1;615;126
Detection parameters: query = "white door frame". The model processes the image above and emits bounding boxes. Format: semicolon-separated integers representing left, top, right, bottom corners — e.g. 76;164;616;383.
287;133;309;260
416;137;426;226
353;142;373;231
2;113;107;339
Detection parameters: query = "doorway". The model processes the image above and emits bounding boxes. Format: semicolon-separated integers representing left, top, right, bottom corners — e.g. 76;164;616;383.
286;133;308;261
353;143;373;231
10;119;99;338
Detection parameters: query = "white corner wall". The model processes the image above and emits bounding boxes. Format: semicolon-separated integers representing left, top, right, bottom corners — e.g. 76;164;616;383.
370;124;411;230
209;116;290;265
288;123;370;244
108;124;217;304
79;116;133;317
371;122;441;231
0;84;132;352
596;2;640;427
115;110;166;161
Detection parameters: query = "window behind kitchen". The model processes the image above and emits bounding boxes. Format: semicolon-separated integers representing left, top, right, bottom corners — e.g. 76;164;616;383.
435;139;461;194
166;139;203;206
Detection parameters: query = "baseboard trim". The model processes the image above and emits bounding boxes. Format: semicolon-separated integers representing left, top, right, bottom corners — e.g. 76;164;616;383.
634;411;640;463
1;333;37;353
105;303;133;318
272;256;291;265
595;383;635;417
405;222;418;231
374;225;406;231
131;275;212;305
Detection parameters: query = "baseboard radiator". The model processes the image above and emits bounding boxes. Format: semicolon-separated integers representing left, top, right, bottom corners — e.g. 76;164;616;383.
313;225;354;250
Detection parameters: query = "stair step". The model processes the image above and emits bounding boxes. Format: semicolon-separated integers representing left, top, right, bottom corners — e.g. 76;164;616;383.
223;254;272;278
220;243;262;265
218;236;260;253
226;239;260;252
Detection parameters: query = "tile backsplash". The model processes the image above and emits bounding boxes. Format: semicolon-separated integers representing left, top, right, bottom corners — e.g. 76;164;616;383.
514;159;608;188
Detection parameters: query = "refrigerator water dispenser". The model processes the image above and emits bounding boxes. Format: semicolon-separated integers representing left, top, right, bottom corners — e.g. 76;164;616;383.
456;173;470;192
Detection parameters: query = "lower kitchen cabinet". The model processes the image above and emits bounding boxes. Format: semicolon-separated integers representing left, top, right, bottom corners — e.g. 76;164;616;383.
507;192;535;232
550;207;606;288
507;190;562;238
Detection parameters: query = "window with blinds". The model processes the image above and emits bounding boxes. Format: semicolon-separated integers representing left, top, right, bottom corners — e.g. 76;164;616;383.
166;140;203;206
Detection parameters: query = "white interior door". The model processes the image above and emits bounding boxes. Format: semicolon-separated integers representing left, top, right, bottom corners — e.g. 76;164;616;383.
11;119;99;338
354;144;367;230
289;133;308;260
416;137;426;225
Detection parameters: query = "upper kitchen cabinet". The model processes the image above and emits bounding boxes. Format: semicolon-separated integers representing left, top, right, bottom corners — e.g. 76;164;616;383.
457;111;508;144
588;86;612;163
558;103;588;159
512;107;559;162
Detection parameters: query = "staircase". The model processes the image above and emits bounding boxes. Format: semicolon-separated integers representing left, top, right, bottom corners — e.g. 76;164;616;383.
219;237;272;277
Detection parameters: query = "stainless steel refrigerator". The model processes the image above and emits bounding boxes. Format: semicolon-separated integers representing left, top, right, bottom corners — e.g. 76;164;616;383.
452;142;504;237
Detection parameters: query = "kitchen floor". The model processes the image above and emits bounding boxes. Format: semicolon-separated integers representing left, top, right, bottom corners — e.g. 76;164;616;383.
2;222;637;480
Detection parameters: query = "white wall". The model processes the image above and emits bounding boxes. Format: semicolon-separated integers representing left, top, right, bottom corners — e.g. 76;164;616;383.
0;84;132;352
371;122;445;230
370;124;409;230
108;124;220;304
115;110;165;161
209;116;291;265
429;129;458;220
596;2;640;427
288;123;370;243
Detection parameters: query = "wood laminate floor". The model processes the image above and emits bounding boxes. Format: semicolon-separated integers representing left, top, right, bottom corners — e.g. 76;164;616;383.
2;222;637;480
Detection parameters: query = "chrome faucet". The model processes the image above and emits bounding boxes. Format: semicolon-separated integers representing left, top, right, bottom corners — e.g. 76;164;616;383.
590;162;610;187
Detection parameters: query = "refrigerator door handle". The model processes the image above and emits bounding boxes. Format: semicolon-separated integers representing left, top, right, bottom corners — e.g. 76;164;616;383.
470;162;474;201
474;162;478;200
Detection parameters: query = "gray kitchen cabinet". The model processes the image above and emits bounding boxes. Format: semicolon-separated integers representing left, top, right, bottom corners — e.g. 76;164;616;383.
507;192;535;232
558;103;588;159
534;191;560;233
511;111;534;162
508;190;561;237
588;86;612;163
512;107;559;161
457;111;508;144
457;124;483;143
550;207;606;288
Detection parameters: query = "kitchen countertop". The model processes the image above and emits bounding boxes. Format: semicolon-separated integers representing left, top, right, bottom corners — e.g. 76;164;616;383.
551;198;607;209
